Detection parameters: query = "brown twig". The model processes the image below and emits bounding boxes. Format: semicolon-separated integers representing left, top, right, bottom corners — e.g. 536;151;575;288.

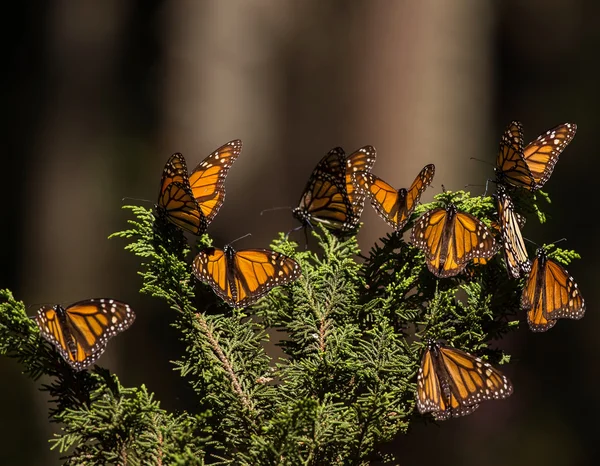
194;312;253;411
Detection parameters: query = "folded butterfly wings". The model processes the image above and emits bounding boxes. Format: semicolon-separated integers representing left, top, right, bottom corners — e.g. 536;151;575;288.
495;185;531;279
521;247;585;332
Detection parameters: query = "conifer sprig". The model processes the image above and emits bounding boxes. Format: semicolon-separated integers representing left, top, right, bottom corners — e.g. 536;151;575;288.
0;187;584;465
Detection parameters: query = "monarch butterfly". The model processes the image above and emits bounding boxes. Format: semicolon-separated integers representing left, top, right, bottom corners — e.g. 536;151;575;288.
495;121;576;190
157;140;242;234
495;185;530;278
293;146;376;232
35;299;135;371
417;340;513;420
193;245;301;308
352;164;435;231
521;247;585;332
410;204;497;278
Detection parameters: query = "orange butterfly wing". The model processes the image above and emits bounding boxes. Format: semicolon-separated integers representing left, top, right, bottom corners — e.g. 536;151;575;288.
159;181;207;235
294;148;358;231
522;123;576;188
353;164;434;231
159;152;189;195
188;139;242;223
192;247;233;304
521;248;585;332
193;247;301;308
36;299;135;371
411;205;496;278
344;146;376;218
231;249;301;307
496;121;535;189
496;186;530;278
496;121;576;190
417;341;512;420
157;153;208;235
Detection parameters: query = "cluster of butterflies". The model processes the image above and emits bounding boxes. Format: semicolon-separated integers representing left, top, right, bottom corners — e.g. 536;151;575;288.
415;121;584;420
34;121;585;423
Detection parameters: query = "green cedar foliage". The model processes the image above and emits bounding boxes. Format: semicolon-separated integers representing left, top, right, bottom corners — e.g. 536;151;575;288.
0;188;581;465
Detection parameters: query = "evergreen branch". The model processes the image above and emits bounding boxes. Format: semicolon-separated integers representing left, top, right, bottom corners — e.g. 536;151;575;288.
193;312;253;411
0;290;205;465
1;180;580;465
113;206;274;462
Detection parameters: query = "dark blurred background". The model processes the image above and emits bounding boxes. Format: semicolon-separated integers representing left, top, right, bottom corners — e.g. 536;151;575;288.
1;1;598;465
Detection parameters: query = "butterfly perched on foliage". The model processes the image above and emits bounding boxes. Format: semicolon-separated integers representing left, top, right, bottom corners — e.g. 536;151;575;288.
521;247;585;332
495;185;530;278
35;299;135;371
495;121;576;190
157;140;242;235
293;146;376;233
193;246;301;308
352;164;435;231
417;340;513;420
410;203;497;278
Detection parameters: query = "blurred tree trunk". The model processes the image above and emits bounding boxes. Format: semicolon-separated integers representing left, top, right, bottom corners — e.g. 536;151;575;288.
18;2;132;465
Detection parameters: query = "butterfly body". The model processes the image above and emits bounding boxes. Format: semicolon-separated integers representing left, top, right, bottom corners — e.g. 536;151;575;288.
157;140;242;235
35;299;135;371
521;247;585;332
353;164;435;231
294;146;376;233
496;121;576;190
193;246;301;308
411;203;496;278
417;341;513;420
495;185;530;278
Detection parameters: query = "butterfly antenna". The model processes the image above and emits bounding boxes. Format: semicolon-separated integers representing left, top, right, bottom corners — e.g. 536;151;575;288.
523;237;538;247
469;157;495;167
463;182;487;196
285;224;303;240
303;226;309;250
228;233;252;246
549;237;568;247
122;196;153;205
260;206;292;216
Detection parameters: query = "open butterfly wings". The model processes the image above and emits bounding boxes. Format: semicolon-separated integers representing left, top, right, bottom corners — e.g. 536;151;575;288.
293;146;376;232
496;186;530;278
193;246;301;308
158;140;242;234
35;299;135;371
496;121;577;190
521;248;585;332
352;164;435;231
188;139;242;223
411;204;496;278
417;341;513;420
